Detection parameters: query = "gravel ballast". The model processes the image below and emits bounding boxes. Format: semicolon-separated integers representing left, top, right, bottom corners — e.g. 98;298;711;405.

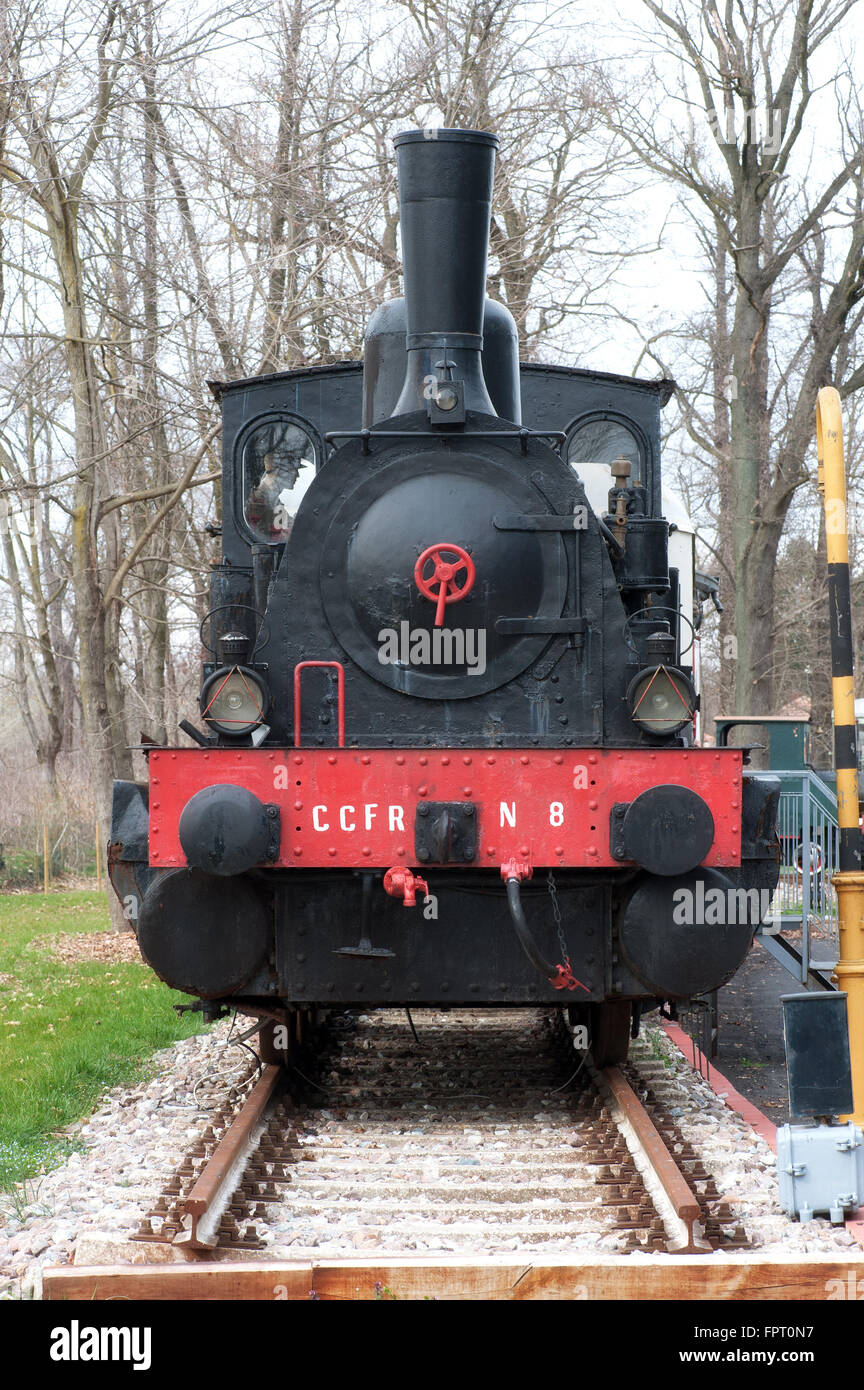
0;1012;860;1299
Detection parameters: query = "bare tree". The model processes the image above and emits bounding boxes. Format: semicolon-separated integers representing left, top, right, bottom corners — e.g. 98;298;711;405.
604;0;864;715
394;0;639;354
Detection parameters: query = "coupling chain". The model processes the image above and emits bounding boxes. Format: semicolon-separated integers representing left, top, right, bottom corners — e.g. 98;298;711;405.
547;870;569;962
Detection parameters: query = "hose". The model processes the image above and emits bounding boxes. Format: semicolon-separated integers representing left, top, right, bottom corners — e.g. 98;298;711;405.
505;876;558;978
504;876;586;992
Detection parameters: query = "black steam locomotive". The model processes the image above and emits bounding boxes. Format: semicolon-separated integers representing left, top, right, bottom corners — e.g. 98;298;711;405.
109;129;780;1065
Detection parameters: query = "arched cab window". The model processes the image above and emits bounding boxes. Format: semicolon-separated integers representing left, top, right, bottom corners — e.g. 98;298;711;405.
566;416;644;485
241;416;319;545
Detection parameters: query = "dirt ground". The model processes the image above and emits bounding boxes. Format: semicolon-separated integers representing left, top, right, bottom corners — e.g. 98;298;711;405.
713;942;797;1122
708;927;840;1124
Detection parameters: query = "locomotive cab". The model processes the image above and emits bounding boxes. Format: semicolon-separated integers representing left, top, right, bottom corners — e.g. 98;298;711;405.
108;126;780;1067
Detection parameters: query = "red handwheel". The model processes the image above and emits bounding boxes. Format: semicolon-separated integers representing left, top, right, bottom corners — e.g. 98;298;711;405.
414;544;476;626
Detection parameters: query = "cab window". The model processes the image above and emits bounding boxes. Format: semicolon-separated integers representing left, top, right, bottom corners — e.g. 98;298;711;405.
567;417;643;483
242;417;317;545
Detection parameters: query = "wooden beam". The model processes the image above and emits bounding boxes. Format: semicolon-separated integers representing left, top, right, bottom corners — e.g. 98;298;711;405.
42;1254;864;1302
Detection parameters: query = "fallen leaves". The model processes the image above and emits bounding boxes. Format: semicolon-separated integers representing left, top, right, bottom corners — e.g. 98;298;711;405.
32;932;143;966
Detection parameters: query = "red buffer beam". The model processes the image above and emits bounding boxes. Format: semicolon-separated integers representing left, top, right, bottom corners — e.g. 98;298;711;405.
148;746;743;871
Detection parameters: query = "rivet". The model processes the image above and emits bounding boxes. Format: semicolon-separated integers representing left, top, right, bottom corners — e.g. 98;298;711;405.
152;827;160;834
588;754;598;764
520;844;529;855
487;846;496;856
397;847;406;857
362;756;371;765
555;845;564;856
152;778;160;786
441;755;450;765
293;756;303;764
418;785;427;795
589;800;598;810
463;756;472;765
328;755;337;765
328;847;337;856
396;755;405;765
520;756;529;765
463;787;472;796
362;847;371;856
554;755;563;765
294;801;302;810
293;847;303;855
486;756;496;765
152;802;160;810
171;754;177;760
419;756;428;766
588;845;598;856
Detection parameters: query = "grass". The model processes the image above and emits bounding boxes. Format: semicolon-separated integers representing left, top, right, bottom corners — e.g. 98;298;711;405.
0;889;209;1192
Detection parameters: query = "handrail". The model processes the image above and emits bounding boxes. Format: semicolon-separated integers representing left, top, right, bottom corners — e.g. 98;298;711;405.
293;661;346;747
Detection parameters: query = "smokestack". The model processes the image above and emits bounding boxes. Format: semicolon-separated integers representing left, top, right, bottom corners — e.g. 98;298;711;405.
392;128;498;418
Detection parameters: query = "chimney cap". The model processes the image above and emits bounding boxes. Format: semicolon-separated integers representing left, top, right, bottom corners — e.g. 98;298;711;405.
393;127;498;149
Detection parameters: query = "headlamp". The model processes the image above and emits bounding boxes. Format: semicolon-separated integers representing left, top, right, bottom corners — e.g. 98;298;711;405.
200;666;269;737
627;665;695;736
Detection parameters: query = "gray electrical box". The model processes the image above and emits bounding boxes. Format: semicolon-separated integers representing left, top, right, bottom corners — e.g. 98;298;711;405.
781;992;853;1117
777;1122;864;1223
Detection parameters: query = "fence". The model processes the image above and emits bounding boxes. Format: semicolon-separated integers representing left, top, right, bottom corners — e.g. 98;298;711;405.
0;820;104;889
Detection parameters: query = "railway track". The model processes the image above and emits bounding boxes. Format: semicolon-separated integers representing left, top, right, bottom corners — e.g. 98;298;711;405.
131;1009;749;1259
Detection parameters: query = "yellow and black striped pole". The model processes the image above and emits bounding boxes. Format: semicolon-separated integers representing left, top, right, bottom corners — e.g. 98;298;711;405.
816;385;864;1124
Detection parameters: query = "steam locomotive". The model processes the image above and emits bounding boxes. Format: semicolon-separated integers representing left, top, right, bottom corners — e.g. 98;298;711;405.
109;128;780;1065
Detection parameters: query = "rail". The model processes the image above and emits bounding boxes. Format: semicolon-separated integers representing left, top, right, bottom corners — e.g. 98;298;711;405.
174;1064;282;1251
140;1013;725;1259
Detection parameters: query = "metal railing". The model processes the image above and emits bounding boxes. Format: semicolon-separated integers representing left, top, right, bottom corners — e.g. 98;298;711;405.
766;769;839;985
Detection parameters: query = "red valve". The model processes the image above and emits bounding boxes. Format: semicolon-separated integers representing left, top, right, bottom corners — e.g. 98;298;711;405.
383;866;430;908
500;858;533;883
414;544;476;627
